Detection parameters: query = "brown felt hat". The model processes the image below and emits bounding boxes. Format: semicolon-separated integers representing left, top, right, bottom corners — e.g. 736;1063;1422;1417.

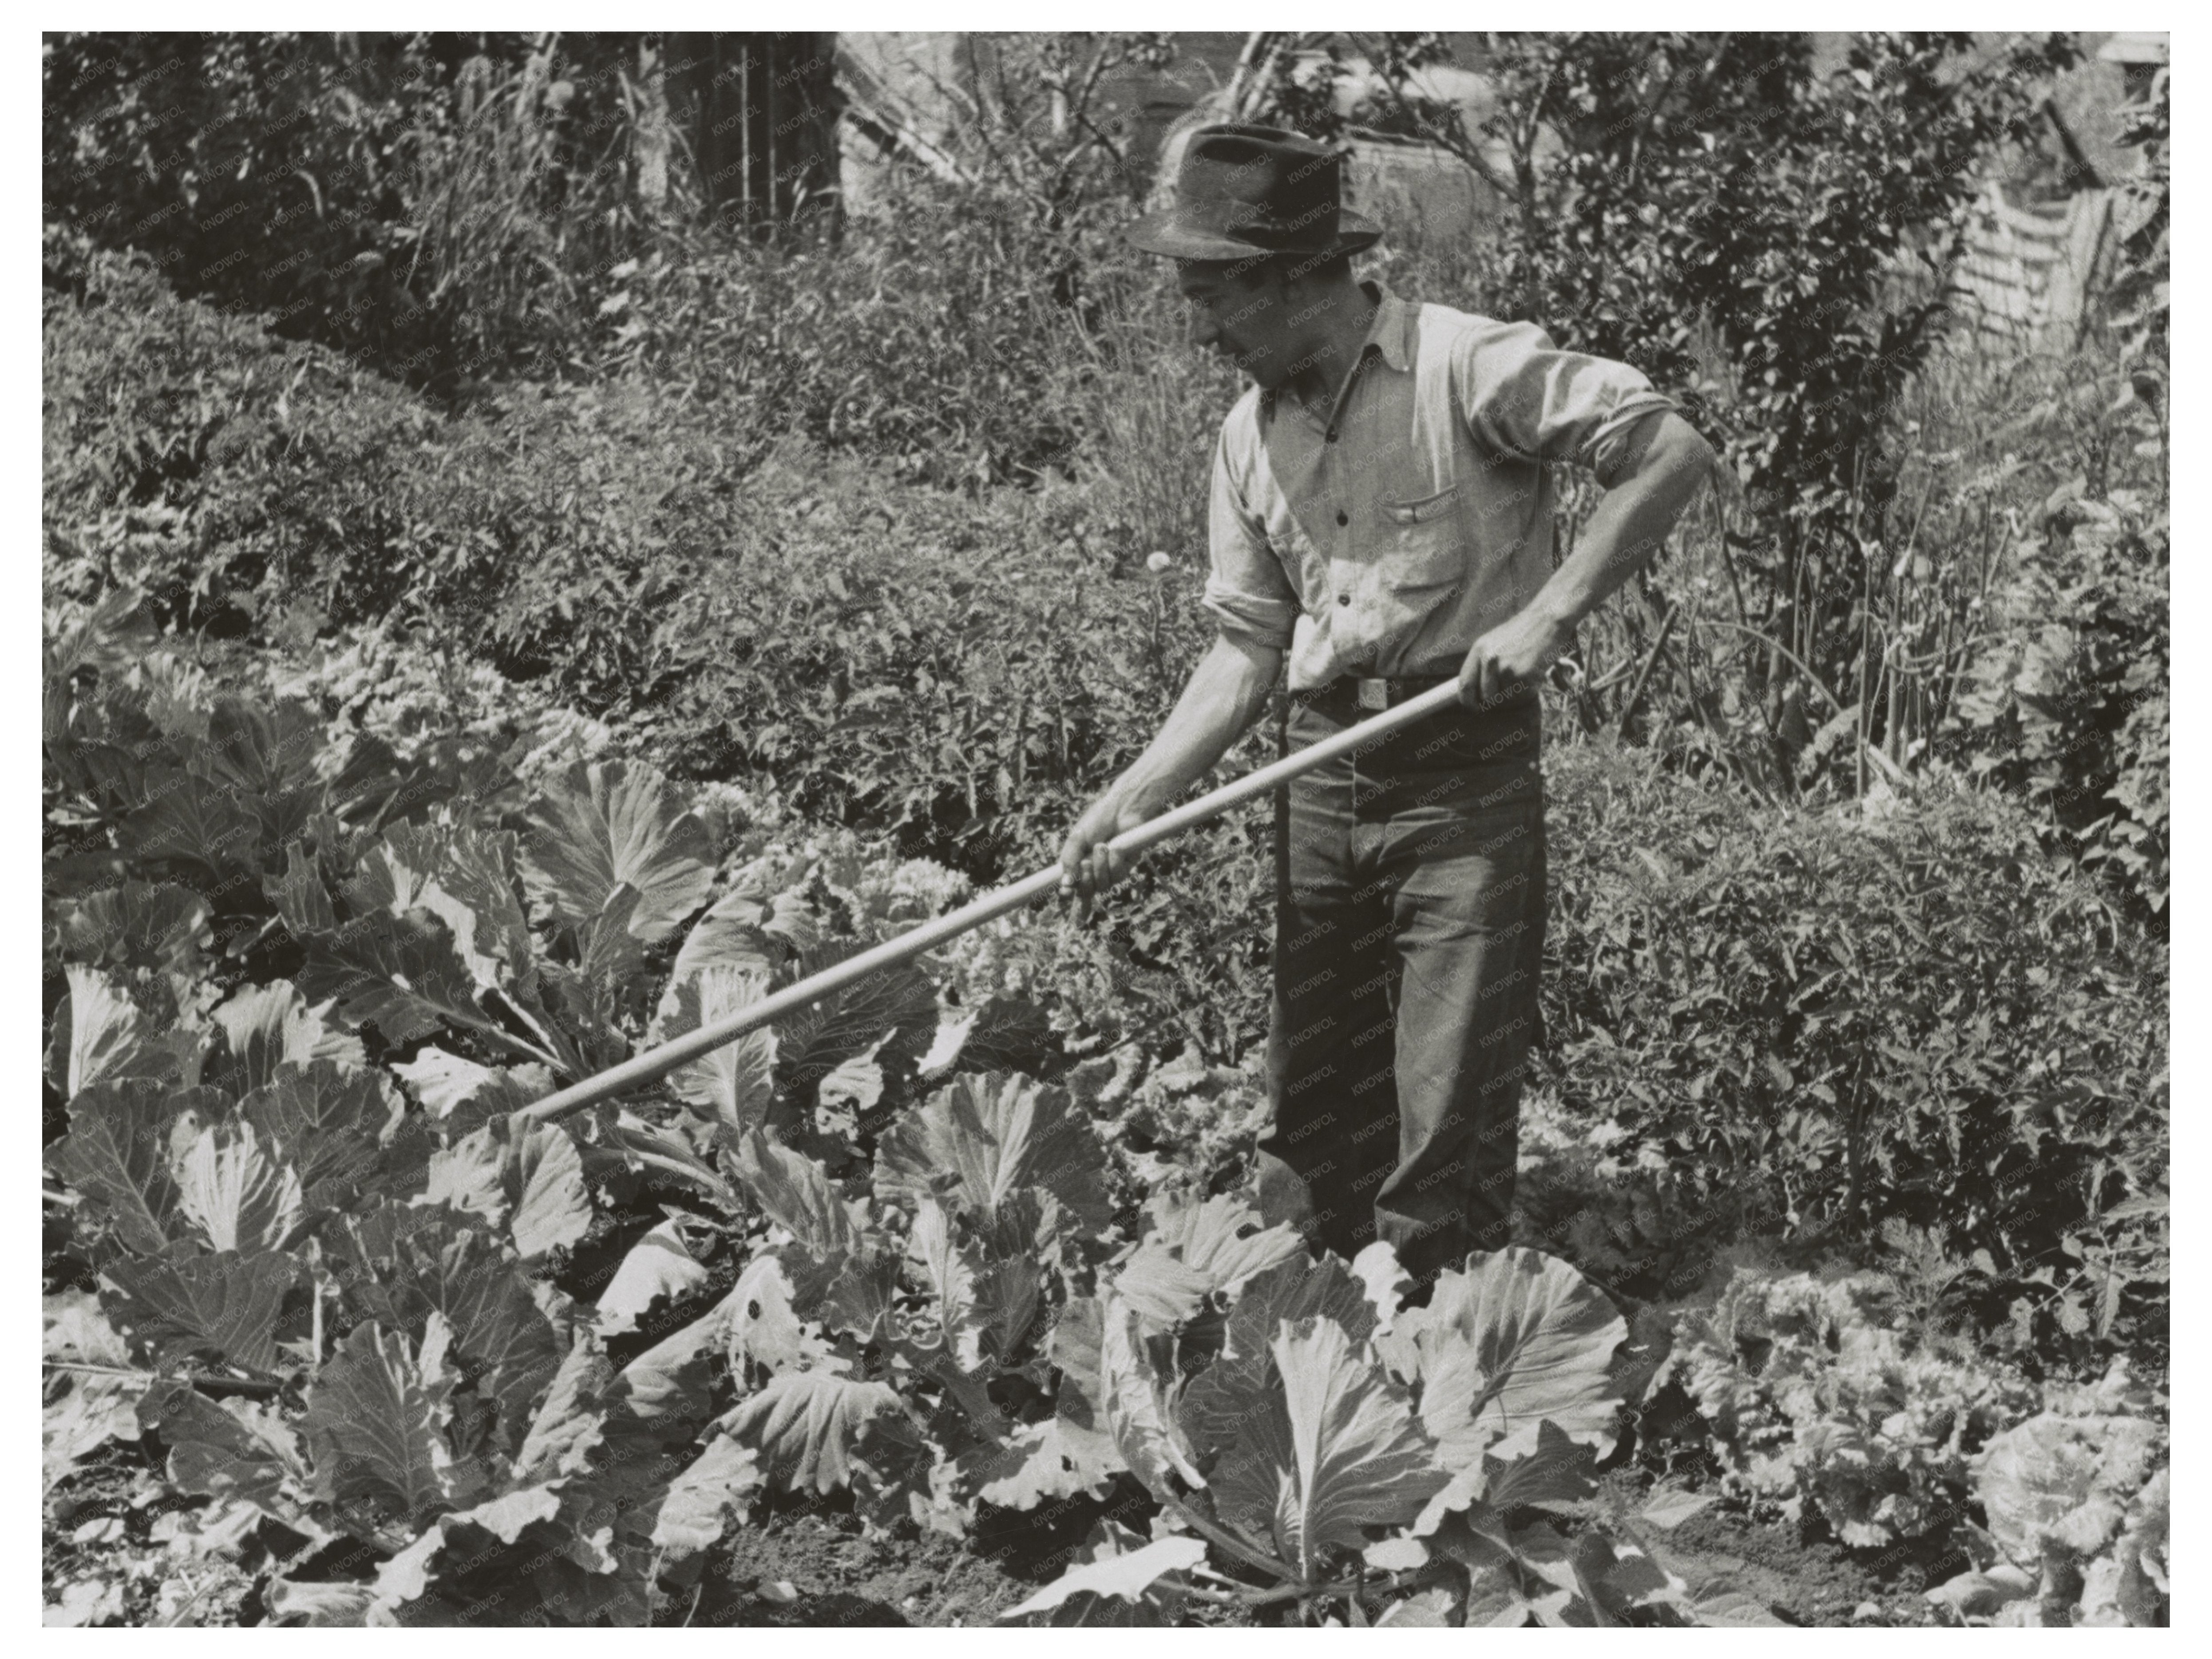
1125;122;1381;262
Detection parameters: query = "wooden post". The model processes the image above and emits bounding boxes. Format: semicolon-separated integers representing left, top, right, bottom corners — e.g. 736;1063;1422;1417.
635;36;669;213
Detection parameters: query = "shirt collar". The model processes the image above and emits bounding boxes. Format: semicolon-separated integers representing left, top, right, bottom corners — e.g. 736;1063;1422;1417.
1366;281;1417;373
1261;280;1415;419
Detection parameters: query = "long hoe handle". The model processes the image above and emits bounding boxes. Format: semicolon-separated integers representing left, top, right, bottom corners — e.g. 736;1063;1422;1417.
514;679;1470;1126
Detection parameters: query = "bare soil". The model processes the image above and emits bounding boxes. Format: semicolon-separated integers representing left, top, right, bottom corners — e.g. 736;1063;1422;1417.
1658;1503;1964;1627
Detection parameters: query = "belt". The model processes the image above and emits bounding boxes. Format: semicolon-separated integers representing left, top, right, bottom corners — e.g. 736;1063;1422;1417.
1295;672;1547;719
1294;671;1460;714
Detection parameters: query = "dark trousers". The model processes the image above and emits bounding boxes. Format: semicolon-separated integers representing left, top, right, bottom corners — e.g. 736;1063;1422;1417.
1253;682;1547;1290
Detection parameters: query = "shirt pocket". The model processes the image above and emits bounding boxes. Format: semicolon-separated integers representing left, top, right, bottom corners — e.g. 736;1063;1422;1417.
1383;482;1460;526
1379;482;1465;591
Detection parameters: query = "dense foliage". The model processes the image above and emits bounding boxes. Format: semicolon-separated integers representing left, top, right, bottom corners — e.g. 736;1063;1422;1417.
41;31;1197;495
44;590;1785;1628
45;239;2167;1332
45;30;2171;912
1539;739;2167;1358
43;237;1272;1071
43;32;702;393
1942;480;2168;910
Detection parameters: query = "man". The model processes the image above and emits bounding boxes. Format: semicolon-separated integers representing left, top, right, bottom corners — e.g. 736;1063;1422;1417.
1059;124;1715;1289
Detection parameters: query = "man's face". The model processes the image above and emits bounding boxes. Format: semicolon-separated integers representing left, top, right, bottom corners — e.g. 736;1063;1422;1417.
1177;261;1293;389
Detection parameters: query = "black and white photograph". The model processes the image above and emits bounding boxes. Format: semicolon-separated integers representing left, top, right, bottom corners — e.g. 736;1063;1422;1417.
38;22;2174;1631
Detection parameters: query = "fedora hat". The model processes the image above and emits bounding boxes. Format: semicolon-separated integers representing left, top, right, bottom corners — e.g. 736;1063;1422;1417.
1126;122;1381;262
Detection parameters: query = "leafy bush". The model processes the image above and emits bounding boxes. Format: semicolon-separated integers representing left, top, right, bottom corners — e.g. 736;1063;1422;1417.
585;177;1180;491
39;237;1213;779
1277;33;2075;723
45;29;1206;495
1537;736;2167;1343
1296;31;2174;901
46;34;435;356
43;245;770;691
44;242;445;632
44;31;1199;424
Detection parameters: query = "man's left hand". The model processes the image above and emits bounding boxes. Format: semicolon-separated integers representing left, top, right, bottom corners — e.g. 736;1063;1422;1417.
1459;608;1573;710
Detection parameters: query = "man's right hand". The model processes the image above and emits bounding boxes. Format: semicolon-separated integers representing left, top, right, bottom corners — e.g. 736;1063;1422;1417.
1058;786;1167;912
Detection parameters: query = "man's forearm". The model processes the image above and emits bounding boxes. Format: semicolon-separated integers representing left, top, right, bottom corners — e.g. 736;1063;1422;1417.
1525;416;1715;634
1109;633;1281;814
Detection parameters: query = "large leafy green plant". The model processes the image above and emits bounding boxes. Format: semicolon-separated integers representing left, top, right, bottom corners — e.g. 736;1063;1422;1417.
39;592;950;1620
1654;1263;2039;1548
1011;1232;1763;1627
1925;1362;2167;1627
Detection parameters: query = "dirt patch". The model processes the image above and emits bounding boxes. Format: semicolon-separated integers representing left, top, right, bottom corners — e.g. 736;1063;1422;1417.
1660;1502;1965;1627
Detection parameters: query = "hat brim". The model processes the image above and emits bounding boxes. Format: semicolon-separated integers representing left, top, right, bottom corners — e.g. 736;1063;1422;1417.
1123;206;1382;262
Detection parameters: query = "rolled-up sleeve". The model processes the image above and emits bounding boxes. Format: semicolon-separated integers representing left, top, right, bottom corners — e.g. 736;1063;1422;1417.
1202;420;1299;651
1453;319;1678;484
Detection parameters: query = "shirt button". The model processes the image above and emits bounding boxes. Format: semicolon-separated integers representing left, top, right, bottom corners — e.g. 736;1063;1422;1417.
1325;430;1339;444
1337;592;1351;606
1335;509;1348;525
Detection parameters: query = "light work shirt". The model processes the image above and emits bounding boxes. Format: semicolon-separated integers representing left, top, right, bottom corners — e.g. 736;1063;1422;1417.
1203;281;1678;692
